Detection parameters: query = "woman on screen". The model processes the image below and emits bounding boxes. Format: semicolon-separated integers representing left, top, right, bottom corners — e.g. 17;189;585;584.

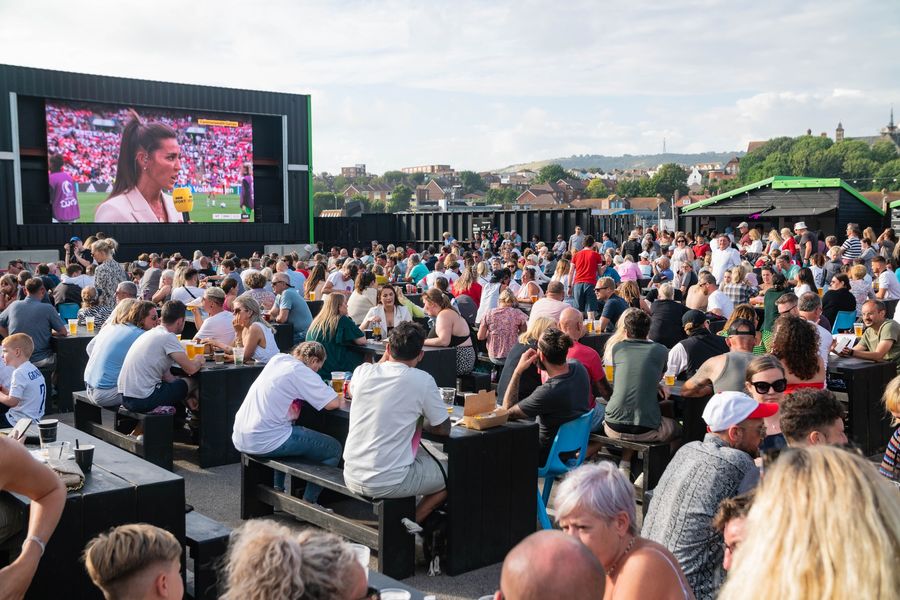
94;111;184;223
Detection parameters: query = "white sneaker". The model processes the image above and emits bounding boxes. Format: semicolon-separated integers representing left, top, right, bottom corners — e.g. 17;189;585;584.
402;517;424;535
633;473;645;490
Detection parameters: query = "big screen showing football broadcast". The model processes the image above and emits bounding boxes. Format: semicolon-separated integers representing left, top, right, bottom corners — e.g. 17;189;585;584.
45;100;254;223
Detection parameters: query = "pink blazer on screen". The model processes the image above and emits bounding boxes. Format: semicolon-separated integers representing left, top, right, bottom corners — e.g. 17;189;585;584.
94;188;184;223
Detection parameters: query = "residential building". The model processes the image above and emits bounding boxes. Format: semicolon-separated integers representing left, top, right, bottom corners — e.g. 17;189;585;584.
402;164;453;175
343;183;393;203
341;164;367;178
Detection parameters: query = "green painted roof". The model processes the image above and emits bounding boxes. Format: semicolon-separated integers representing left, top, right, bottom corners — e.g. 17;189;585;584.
681;176;884;216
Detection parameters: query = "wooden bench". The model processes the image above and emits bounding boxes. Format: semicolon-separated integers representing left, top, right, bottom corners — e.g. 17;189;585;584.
590;434;671;515
241;454;416;579
72;391;174;470
185;511;231;600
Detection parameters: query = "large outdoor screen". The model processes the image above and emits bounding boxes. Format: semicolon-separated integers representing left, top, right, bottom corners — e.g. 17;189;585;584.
45;100;254;223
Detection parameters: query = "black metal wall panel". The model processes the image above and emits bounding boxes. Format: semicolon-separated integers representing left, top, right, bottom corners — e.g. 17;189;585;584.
0;64;311;254
313;210;636;251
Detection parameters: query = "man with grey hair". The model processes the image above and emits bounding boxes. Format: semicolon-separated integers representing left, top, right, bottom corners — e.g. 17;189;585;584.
114;281;138;304
649;282;688;349
798;292;832;366
498;530;605;600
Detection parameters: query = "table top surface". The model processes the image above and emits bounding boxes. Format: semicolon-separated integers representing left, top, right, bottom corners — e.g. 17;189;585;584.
54;329;97;341
4;423;182;503
359;341;455;354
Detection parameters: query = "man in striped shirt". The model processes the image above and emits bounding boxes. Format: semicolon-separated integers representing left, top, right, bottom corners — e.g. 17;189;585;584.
841;223;862;263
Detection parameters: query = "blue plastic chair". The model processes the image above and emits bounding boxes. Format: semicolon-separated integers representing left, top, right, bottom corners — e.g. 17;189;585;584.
57;302;79;321
832;310;857;334
537;411;594;529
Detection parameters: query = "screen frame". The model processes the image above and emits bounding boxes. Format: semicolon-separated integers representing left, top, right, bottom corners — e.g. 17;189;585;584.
41;96;266;225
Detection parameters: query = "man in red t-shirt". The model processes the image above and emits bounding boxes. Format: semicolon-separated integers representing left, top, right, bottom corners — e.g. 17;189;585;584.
571;235;604;317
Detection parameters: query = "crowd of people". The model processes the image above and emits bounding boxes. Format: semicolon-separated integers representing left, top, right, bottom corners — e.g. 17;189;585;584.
1;219;900;599
46;102;252;191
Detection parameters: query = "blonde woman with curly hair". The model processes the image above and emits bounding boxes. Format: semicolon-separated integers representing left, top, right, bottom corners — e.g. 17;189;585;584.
719;445;900;600
90;237;128;308
220;520;367;600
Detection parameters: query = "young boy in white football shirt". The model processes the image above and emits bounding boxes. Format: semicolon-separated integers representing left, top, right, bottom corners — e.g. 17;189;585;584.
0;333;46;427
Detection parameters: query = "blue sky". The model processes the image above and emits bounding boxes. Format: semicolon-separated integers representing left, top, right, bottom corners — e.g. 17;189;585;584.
1;0;897;173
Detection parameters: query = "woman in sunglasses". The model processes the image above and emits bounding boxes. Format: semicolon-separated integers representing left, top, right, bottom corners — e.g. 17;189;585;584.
745;354;789;451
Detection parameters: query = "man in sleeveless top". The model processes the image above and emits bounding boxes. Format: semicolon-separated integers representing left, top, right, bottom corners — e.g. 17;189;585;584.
680;319;757;397
667;310;729;380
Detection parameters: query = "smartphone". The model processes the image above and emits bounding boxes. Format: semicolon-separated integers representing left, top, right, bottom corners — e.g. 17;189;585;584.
10;417;32;441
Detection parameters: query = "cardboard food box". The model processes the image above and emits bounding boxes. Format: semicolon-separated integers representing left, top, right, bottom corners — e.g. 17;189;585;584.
460;389;508;430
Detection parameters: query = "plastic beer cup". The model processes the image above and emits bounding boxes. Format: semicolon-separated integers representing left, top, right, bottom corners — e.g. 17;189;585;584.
85;316;95;332
853;322;864;337
604;364;615;383
68;319;78;334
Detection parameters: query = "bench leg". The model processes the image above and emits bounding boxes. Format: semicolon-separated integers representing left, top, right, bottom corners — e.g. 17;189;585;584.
141;416;174;471
241;457;275;519
193;539;229;600
73;399;102;431
644;445;669;491
377;497;416;580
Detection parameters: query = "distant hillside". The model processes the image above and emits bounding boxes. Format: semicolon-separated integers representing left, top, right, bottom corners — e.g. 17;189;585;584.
497;151;744;173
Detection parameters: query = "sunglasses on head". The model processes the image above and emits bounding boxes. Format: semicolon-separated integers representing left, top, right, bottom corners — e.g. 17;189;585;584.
750;378;787;394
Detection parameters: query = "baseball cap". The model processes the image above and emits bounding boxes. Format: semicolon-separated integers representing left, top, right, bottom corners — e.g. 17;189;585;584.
703;391;778;432
726;318;756;336
639;251;650;258
738;221;749;229
682;309;707;328
69;236;81;243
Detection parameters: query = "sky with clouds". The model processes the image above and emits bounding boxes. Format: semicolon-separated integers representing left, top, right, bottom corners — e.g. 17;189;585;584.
1;0;897;174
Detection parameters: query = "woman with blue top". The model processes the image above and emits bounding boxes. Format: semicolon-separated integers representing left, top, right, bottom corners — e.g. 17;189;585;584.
83;299;156;406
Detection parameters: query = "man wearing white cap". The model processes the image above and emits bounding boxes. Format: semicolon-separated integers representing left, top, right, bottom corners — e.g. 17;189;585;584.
642;391;777;600
794;221;815;265
736;222;751;249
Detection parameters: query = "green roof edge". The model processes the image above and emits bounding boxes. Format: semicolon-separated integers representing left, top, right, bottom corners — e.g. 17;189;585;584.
680;176;884;216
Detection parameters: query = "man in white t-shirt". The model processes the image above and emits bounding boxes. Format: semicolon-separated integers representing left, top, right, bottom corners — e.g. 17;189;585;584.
702;273;734;319
343;322;451;526
232;342;342;503
873;256;900;301
0;334;46;427
324;261;356;295
711;235;741;285
170;268;205;305
191;287;236;345
118;301;204;414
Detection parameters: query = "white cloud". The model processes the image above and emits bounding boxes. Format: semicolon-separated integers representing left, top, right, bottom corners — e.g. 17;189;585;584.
0;0;898;172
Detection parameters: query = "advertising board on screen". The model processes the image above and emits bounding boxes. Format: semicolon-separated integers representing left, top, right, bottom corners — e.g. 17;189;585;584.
45;100;254;224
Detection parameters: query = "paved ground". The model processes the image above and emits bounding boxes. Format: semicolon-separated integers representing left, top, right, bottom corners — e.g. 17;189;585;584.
52;411;500;600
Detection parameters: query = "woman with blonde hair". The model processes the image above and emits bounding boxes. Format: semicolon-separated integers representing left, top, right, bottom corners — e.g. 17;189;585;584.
305;292;366;379
220;520;367;600
718;446;900;600
91;237;128;308
764;229;783;255
602;307;640;366
77;285;113;328
207;295;279;364
618;280;650;314
496;316;556;406
556;463;694;600
879;375;900;483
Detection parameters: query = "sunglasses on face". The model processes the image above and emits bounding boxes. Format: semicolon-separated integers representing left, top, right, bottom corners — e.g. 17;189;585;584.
750;378;787;394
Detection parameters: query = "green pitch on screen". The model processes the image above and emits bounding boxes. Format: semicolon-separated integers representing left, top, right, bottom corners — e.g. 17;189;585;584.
73;192;252;223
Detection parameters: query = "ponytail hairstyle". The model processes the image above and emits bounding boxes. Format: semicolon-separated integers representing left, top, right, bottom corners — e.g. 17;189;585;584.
108;110;177;199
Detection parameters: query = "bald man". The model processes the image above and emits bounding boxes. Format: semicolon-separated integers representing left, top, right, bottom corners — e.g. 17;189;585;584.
527;281;569;326
497;530;605;600
557;307;611;431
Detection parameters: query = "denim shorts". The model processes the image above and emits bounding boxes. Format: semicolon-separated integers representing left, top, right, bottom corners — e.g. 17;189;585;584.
123;379;188;413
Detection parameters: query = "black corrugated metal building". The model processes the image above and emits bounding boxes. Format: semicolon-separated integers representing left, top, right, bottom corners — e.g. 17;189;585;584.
679;176;886;236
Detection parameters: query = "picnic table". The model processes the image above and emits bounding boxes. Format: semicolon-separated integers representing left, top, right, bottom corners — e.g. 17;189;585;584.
191;361;265;467
356;341;458;389
298;400;538;576
52;328;96;412
4;423;184;600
